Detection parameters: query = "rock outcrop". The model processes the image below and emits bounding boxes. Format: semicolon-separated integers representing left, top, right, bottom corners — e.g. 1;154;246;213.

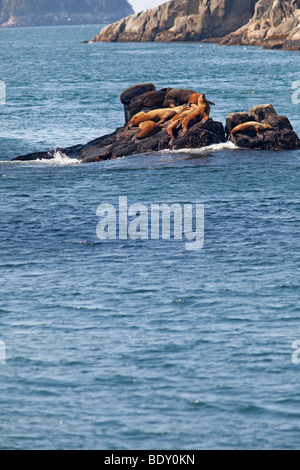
227;104;300;149
13;120;227;163
91;0;300;51
12;83;300;164
92;0;258;43
220;0;300;50
0;0;134;27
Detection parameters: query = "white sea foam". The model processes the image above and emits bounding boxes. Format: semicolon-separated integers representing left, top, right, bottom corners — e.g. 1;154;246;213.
161;141;238;155
38;150;80;165
1;150;80;165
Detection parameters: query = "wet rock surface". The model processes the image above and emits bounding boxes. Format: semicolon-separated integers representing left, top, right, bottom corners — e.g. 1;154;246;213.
13;120;226;163
12;84;300;163
227;104;300;150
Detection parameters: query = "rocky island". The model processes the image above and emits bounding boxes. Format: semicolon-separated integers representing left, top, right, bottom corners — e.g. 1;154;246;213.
92;0;300;51
0;0;134;27
13;83;300;163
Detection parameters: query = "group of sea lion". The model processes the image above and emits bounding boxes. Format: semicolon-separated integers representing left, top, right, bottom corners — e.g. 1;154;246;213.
121;85;273;145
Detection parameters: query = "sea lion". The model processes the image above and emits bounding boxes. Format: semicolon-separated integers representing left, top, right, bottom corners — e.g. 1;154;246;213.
167;119;185;143
128;106;184;128
169;105;197;124
229;122;273;140
135;121;160;140
127;88;171;111
163;89;199;108
187;92;201;106
181;94;211;134
120;83;156;105
128;111;146;122
166;106;198;143
164;88;215;108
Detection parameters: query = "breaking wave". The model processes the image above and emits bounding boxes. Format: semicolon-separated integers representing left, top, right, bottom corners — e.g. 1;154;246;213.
162;141;238;155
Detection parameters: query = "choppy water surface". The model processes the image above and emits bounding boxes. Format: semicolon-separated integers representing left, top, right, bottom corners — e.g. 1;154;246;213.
0;25;300;450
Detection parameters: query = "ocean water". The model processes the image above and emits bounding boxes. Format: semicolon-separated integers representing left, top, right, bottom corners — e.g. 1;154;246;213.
0;25;300;450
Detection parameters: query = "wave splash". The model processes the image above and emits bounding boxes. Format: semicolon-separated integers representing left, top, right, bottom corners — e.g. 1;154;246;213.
38;150;80;165
162;141;238;155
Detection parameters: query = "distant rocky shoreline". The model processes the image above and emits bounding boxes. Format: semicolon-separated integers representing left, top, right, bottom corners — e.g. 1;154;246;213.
92;0;300;51
0;0;133;28
13;83;300;164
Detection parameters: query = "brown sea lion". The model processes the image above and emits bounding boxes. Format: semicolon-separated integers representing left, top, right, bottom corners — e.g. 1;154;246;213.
136;121;160;140
187;92;201;106
181;94;211;134
163;89;199;108
167;119;185;143
229;122;273;140
169;105;197;124
164;89;215;108
127;88;171;111
128;111;146;122
120;84;155;105
128;106;184;128
166;106;198;143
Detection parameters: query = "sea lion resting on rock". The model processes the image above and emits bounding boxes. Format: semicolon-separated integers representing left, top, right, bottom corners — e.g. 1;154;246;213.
120;83;156;106
168;104;197;124
166;106;198;142
164;88;216;108
164;89;200;108
229;122;273;141
167;94;211;144
126;88;171;111
181;94;211;134
135;121;160;140
128;106;184;128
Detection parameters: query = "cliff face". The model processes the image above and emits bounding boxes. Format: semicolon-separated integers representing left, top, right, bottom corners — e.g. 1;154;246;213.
220;0;300;50
92;0;258;42
0;0;134;27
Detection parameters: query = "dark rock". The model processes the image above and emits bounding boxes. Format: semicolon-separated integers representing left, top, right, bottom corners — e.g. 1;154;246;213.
13;119;226;163
228;104;300;150
13;144;84;162
249;104;294;131
172;120;226;150
225;112;253;135
12;82;300;164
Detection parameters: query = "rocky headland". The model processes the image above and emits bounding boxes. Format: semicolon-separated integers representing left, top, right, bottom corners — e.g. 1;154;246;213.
92;0;300;51
220;0;300;50
0;0;134;27
92;0;258;43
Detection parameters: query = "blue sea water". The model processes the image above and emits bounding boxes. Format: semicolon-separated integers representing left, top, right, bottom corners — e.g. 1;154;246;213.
0;24;300;450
